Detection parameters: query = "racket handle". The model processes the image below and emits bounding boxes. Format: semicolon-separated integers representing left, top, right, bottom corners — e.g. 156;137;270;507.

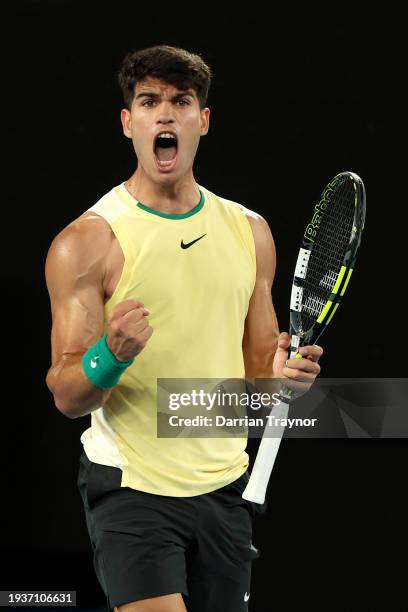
242;400;289;504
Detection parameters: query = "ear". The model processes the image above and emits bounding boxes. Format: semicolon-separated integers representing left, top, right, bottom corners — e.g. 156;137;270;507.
200;107;210;136
120;108;132;139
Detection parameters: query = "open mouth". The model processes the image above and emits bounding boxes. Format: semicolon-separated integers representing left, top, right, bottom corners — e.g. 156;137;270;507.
153;132;178;171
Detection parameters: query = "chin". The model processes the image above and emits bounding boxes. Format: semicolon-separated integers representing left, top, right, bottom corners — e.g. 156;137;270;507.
154;166;187;186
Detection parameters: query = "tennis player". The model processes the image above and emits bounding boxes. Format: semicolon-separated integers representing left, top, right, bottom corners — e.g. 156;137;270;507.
45;45;322;612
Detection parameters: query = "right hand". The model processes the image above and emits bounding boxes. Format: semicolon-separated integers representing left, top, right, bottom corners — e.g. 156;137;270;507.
106;299;153;361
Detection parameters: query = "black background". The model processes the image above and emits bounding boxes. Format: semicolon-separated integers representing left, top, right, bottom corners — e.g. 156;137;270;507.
2;2;407;611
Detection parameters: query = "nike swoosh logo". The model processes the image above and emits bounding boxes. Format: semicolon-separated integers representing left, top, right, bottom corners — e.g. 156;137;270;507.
90;357;99;369
180;233;206;249
244;592;250;602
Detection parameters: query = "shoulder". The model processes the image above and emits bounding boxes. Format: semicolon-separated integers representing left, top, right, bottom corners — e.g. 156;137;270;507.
49;211;113;255
45;211;113;282
242;207;274;246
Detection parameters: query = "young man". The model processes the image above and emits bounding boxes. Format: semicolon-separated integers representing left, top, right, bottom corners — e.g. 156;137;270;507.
45;45;322;612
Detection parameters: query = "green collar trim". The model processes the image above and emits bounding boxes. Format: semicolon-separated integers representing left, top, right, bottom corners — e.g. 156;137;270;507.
136;190;204;219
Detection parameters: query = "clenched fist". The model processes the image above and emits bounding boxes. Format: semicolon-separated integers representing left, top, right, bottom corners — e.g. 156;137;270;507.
106;299;153;361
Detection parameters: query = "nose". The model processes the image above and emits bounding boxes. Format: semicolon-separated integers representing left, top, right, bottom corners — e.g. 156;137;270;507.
156;100;175;124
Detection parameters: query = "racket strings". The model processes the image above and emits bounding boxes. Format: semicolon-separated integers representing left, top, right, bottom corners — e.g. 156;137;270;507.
301;178;356;329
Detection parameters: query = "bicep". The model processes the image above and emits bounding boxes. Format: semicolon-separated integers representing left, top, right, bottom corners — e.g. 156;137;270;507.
45;223;107;366
242;213;280;376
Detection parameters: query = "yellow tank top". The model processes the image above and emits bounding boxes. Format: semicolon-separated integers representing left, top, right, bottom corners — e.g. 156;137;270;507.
80;181;256;496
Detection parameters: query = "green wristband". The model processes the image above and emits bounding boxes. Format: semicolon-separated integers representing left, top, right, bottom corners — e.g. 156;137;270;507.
82;334;134;389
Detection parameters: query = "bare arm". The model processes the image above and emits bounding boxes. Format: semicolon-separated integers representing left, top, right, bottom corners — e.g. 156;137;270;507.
45;214;115;419
243;211;279;378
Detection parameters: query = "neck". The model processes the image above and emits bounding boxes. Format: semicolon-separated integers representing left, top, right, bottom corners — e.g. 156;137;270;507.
125;167;201;215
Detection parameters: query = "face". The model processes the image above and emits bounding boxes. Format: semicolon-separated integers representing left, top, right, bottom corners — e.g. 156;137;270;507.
121;77;210;184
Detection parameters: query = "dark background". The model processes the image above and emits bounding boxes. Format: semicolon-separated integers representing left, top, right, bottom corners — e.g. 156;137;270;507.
2;2;407;611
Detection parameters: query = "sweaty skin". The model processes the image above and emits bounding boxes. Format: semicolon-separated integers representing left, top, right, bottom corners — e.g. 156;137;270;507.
45;211;152;418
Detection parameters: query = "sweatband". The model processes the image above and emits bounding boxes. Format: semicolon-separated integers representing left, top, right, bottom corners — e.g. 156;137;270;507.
82;334;134;389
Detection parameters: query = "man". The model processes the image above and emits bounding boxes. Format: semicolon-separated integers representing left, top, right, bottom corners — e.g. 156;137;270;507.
45;45;322;612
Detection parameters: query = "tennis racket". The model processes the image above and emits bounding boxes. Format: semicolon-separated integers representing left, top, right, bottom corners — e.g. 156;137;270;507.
242;171;366;504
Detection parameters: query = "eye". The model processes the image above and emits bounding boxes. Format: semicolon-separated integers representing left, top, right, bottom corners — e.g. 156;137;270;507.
142;99;155;107
177;99;189;106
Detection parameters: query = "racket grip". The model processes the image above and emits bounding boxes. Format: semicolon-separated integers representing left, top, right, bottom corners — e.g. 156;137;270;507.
289;334;300;359
242;400;289;504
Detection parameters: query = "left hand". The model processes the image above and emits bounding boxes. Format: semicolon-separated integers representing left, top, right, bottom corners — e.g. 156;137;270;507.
273;332;323;393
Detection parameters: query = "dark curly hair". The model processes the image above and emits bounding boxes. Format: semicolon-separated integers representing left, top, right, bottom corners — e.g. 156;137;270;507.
117;45;212;110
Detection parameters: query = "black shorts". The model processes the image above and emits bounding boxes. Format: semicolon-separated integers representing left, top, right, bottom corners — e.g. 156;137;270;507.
77;451;266;611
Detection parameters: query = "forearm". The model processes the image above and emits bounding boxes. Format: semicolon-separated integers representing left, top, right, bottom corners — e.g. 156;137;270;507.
46;355;113;419
243;336;278;379
244;355;275;379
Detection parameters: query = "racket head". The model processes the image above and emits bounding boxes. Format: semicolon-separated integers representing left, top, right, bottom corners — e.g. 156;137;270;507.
289;171;366;348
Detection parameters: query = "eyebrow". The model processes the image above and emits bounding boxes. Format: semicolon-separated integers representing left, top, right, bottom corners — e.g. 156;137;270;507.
136;91;195;101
